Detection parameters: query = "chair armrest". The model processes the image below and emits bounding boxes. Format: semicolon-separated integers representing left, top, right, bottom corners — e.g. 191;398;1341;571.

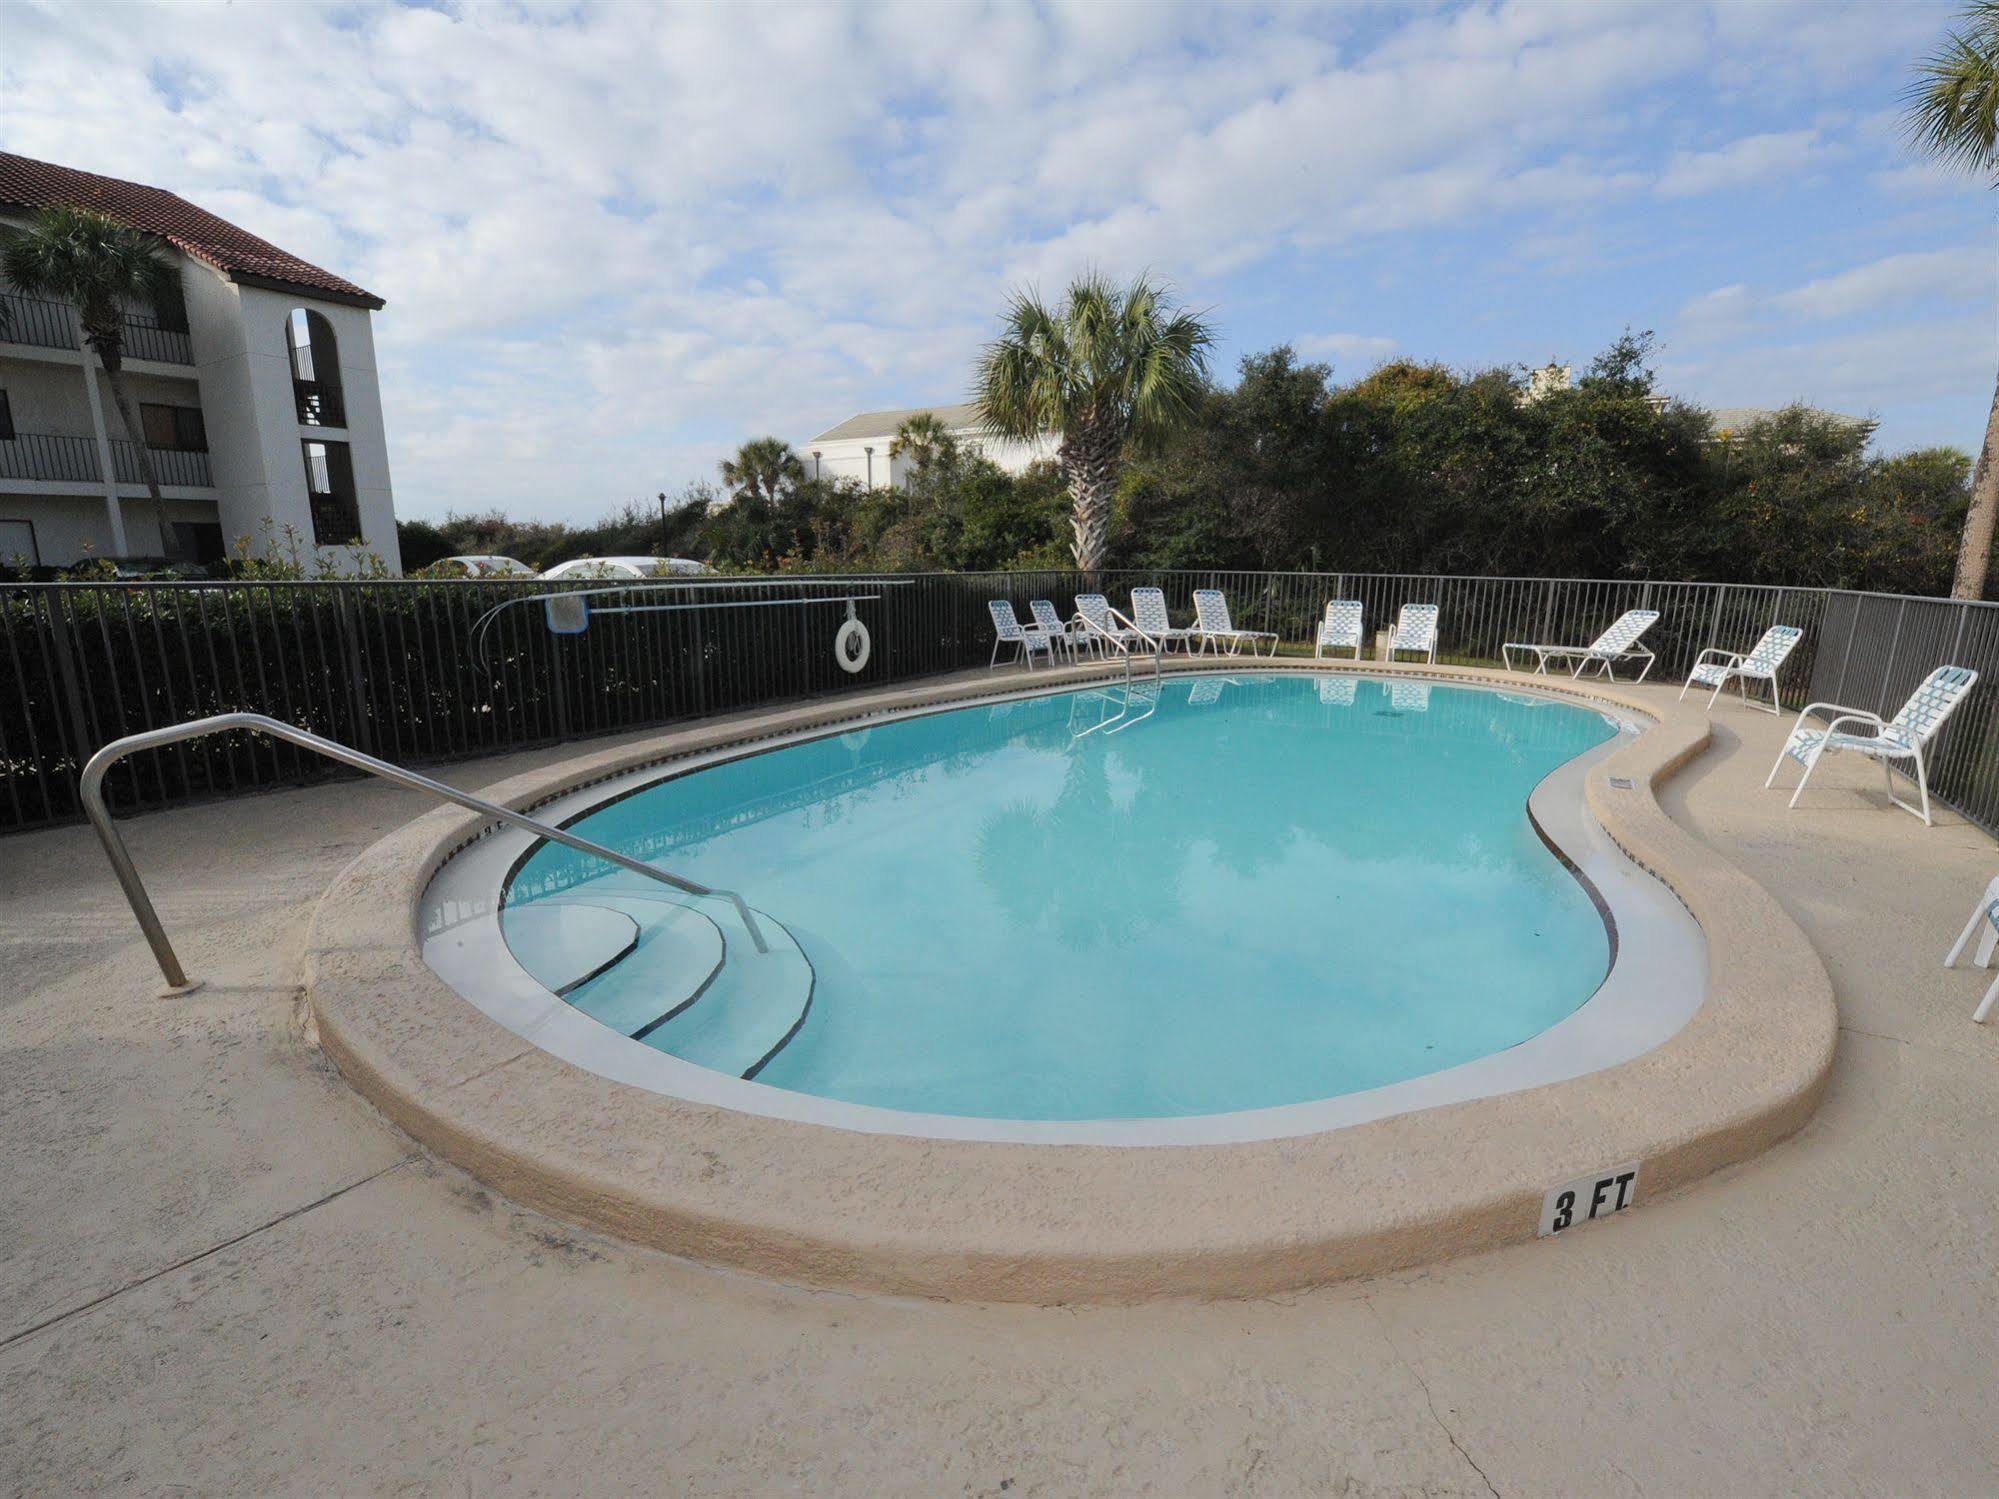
1820;712;1892;741
1794;701;1876;725
1694;648;1743;668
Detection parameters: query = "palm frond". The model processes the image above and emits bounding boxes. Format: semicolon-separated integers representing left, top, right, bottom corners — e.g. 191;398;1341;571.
1903;2;1999;180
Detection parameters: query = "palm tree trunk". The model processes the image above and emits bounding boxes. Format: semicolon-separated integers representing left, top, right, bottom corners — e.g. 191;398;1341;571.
1059;422;1121;575
1950;373;1999;599
94;350;175;559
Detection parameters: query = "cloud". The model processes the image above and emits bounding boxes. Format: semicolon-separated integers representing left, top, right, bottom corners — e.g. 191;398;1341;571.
1770;247;1992;320
1294;333;1398;367
0;0;1982;517
1656;130;1827;197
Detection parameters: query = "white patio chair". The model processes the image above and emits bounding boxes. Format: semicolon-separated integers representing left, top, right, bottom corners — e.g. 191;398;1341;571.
1315;600;1364;660
987;599;1052;671
1503;609;1660;681
1029;598;1079;661
1386;603;1439;664
1130;587;1195;652
1764;664;1978;825
1943;873;1999;1023
1680;625;1803;714
1191;589;1278;656
1075;593;1143;653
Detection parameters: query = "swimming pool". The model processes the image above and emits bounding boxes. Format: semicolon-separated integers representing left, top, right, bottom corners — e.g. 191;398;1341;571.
491;673;1621;1123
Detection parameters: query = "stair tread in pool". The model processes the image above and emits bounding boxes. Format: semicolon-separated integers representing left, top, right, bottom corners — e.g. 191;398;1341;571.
499;901;643;996
632;910;814;1078
514;899;725;1038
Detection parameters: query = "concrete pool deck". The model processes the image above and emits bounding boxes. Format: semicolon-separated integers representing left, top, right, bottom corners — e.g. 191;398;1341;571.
2;673;1995;1493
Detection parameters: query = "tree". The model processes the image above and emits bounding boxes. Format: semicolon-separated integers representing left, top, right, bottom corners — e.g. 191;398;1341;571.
718;437;807;507
2;207;179;557
974;271;1214;572
1903;1;1999;597
888;412;960;484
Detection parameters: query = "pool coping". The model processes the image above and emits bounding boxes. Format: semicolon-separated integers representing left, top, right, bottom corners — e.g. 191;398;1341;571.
304;658;1838;1303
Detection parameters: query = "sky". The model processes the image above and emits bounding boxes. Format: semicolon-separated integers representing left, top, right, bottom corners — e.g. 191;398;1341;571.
3;0;1995;525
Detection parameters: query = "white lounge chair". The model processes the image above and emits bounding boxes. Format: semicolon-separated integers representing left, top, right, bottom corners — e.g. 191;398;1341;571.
1386;603;1439;664
1075;592;1144;653
1680;625;1803;714
1503;609;1659;681
1131;587;1195;652
1764;664;1978;825
1943;873;1999;1023
1191;589;1278;657
1029;598;1079;661
1315;600;1364;660
987;599;1053;671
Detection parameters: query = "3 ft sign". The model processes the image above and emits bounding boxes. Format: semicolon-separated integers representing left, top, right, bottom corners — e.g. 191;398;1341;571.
1538;1162;1641;1237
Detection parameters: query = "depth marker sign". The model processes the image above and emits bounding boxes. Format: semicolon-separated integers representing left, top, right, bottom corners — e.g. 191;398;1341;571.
1538;1162;1641;1237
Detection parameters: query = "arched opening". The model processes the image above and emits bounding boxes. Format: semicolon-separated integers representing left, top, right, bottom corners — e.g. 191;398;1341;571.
287;309;345;427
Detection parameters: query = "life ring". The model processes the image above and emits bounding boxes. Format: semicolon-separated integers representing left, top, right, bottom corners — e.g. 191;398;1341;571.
834;616;871;674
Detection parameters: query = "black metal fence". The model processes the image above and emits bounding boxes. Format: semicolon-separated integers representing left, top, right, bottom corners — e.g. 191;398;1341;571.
3;570;1996;835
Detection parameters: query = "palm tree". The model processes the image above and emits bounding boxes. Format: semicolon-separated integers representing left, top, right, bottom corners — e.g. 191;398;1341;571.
974;272;1214;573
718;437;807;508
2;207;179;557
1904;2;1999;598
888;411;960;484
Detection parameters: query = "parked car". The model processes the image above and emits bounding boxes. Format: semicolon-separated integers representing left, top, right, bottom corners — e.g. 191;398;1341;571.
420;554;538;579
540;556;711;581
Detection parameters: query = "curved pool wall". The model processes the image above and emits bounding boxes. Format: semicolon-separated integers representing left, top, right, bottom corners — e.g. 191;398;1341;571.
419;671;1706;1145
309;659;1837;1301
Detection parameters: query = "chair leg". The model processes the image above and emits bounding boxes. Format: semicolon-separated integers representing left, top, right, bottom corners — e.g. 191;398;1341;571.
1678;675;1692;702
1705;673;1727;711
1946;888;1997;966
1975;976;1999;1024
1786;749;1823;808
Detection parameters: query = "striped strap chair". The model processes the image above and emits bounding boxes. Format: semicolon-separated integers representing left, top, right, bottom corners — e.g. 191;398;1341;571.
1387;603;1440;664
1764;664;1978;825
1315;600;1364;660
987;599;1052;671
1191;589;1278;657
1681;625;1804;714
1503;609;1660;681
1130;587;1194;651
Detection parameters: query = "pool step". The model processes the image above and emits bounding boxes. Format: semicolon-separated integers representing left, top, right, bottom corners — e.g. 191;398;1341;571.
508;897;725;1037
634;910;814;1078
500;901;643;996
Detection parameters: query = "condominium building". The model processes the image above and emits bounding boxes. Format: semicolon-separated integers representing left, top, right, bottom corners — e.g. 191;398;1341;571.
0;152;399;571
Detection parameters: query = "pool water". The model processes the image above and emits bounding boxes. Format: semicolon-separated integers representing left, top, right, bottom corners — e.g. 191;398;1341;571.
504;674;1617;1121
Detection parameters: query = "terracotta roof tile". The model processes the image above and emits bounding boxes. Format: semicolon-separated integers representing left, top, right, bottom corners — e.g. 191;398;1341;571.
0;152;383;309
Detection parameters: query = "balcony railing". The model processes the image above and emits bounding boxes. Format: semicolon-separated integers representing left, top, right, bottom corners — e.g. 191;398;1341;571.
110;440;212;488
0;430;212;488
294;379;346;427
0;290;195;365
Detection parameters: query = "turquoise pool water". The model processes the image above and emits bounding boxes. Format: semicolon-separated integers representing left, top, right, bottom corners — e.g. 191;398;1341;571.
504;674;1617;1121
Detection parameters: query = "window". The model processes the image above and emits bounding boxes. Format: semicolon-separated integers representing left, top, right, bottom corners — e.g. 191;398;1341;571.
0;389;12;442
302;438;361;545
153;275;189;334
0;519;37;567
140;402;207;452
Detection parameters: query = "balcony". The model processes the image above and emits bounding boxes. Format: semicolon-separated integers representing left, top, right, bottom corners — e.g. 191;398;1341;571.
0;430;212;488
0;290;195;365
293;379;345;427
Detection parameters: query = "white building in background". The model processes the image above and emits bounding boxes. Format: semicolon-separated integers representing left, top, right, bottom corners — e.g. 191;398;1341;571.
0;151;400;572
803;402;1057;490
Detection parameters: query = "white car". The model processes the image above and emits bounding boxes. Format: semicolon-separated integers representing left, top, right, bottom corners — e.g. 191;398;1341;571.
539;556;711;581
426;554;537;579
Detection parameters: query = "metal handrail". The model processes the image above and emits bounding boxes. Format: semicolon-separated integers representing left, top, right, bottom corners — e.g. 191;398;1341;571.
81;711;768;992
1069;605;1165;689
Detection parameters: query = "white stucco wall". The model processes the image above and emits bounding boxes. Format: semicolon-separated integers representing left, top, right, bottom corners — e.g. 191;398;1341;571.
803;427;1057;489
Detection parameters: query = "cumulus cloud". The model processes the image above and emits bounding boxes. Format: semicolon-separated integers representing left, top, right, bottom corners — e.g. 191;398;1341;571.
1294;333;1398;367
0;0;1982;516
1656;130;1828;197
